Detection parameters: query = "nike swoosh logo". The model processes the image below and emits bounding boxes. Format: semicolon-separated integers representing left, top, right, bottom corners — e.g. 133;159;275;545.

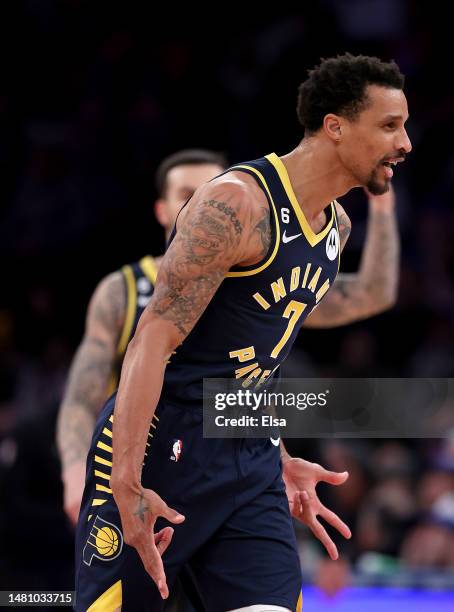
282;230;302;244
270;437;281;446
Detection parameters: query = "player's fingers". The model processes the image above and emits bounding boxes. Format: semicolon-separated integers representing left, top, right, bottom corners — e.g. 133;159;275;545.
297;490;312;515
291;491;312;522
158;502;185;525
289;492;302;519
309;518;339;561
154;527;174;556
144;489;185;525
320;505;352;540
293;491;303;518
319;469;349;486
137;540;169;599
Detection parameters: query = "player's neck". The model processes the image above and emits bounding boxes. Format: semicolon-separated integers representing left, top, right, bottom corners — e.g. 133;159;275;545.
280;138;354;218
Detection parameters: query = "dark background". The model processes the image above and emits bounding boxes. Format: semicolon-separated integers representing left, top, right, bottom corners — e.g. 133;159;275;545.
0;0;453;600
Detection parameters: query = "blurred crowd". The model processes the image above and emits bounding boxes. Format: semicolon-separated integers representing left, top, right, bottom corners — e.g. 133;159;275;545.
0;0;453;595
287;436;454;592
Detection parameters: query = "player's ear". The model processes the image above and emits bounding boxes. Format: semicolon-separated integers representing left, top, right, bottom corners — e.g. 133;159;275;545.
324;114;342;143
154;199;170;228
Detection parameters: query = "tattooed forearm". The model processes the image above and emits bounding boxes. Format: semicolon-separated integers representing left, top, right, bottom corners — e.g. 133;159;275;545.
358;206;399;307
150;198;244;336
57;272;126;470
133;491;149;522
304;203;399;328
57;337;113;468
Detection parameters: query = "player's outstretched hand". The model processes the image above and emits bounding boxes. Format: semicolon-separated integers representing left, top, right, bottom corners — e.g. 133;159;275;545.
112;485;185;599
282;457;351;561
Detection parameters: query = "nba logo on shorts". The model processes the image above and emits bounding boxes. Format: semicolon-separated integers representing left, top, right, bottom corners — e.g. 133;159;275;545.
171;439;183;462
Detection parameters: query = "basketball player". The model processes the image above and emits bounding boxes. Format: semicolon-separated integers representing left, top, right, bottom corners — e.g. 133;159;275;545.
58;156;398;527
74;53;411;611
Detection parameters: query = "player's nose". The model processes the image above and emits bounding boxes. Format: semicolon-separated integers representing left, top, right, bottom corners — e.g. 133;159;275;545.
397;129;412;154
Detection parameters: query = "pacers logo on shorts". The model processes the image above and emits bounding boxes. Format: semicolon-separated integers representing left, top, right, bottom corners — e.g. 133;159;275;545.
83;515;123;566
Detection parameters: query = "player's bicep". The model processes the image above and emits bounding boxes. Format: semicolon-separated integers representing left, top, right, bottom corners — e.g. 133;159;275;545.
85;272;126;348
62;273;126;408
141;187;250;343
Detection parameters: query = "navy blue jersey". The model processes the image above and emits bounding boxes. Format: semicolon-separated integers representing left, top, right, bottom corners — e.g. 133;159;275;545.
108;255;157;393
161;153;340;407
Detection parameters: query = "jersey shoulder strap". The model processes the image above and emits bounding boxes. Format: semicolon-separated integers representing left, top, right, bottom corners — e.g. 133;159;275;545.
117;255;158;356
108;255;158;395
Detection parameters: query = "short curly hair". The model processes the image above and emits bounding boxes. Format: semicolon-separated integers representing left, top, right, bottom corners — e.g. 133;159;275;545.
297;53;405;134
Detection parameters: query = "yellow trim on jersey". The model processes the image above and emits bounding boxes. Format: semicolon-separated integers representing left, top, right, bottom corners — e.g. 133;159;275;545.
266;152;334;246
226;164;280;277
91;499;108;507
116;264;136;357
95;469;111;481
108;257;156;393
139;255;158;284
94;455;112;467
97;441;113;453
297;589;303;612
96;483;113;494
87;579;122;612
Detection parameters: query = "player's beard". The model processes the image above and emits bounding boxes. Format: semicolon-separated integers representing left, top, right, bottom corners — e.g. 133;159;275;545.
366;164;390;195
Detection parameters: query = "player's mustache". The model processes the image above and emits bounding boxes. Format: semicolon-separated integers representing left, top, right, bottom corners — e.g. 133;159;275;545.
380;149;407;163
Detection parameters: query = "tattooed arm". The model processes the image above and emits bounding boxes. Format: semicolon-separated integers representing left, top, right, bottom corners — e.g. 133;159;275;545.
304;187;399;328
110;178;262;599
56;272;126;523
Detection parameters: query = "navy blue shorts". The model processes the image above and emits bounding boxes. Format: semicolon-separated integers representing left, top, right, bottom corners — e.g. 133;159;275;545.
75;394;302;611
